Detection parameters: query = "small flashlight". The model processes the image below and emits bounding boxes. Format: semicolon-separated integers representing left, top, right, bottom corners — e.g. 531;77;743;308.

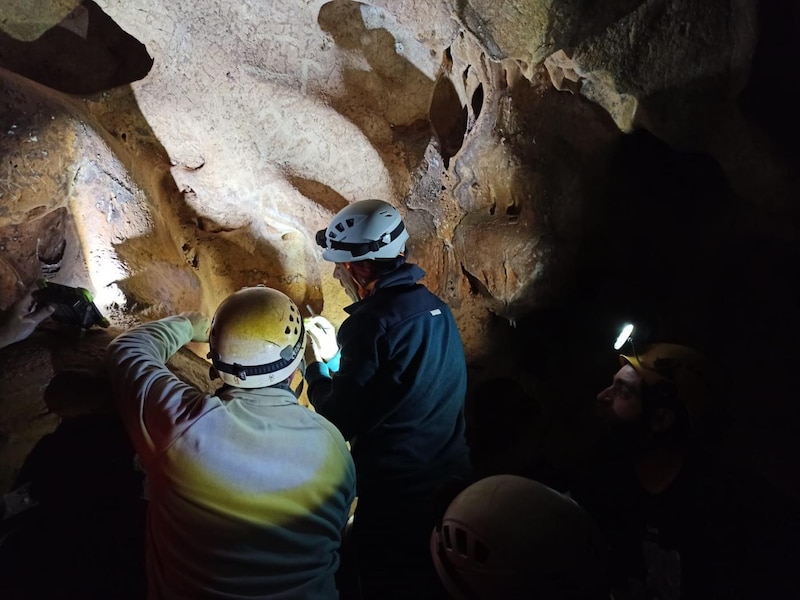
614;323;634;350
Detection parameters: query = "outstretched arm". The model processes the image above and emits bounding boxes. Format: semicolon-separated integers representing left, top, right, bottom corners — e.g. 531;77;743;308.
106;312;215;465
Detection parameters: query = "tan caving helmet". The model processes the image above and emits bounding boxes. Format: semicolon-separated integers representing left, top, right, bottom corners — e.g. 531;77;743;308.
208;286;305;388
430;475;608;600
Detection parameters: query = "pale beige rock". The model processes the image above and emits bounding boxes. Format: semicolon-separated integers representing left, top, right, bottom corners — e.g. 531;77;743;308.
544;50;582;95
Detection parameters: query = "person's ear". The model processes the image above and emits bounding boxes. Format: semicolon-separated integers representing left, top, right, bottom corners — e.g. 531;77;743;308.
651;407;676;433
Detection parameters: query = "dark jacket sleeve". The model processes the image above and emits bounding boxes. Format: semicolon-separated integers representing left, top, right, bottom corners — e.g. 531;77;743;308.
307;271;470;493
307;311;386;441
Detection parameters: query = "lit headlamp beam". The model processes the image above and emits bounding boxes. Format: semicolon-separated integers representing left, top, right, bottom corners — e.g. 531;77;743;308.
614;323;634;350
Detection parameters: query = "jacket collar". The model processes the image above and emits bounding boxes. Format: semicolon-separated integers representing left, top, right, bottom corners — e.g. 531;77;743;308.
217;385;299;406
344;263;425;314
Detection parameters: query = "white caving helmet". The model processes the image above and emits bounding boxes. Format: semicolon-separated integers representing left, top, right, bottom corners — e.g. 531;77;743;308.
430;475;608;600
315;199;409;263
208;286;305;389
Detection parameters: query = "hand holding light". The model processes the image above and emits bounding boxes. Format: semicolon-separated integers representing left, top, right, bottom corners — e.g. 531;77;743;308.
305;315;339;363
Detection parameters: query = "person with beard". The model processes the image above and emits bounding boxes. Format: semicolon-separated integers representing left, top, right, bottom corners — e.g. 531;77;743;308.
572;342;799;600
305;199;471;600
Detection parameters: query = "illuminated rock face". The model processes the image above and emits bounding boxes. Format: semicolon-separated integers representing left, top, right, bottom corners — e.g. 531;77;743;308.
1;2;799;497
0;0;781;347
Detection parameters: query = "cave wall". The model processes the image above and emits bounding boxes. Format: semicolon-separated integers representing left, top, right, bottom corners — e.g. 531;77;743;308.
1;0;799;500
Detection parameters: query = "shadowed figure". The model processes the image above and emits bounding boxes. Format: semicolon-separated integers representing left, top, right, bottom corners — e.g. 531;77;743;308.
0;405;146;600
572;343;800;599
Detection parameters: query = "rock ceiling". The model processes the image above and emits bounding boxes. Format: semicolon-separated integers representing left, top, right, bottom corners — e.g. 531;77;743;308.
1;1;799;497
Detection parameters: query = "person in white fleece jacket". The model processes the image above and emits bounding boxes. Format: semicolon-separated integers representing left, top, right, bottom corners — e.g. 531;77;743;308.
106;286;356;600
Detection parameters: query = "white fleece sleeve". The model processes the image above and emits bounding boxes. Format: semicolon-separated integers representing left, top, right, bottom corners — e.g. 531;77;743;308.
106;316;220;466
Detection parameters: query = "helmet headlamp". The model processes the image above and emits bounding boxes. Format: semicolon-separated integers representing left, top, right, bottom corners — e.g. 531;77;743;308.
614;323;635;350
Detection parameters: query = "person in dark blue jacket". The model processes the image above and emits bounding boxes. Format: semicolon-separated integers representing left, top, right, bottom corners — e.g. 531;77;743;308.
306;199;471;600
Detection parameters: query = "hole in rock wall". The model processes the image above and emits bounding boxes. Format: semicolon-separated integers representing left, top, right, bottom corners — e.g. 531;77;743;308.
471;82;484;121
429;72;467;169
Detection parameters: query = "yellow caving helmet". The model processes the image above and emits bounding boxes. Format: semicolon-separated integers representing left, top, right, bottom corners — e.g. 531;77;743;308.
620;343;716;431
208;286;305;389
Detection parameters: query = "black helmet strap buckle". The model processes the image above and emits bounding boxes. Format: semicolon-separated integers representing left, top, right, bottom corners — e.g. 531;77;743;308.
316;221;405;257
208;321;305;381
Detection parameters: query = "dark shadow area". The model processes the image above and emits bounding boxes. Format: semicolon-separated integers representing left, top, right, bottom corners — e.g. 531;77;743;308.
493;128;800;504
390;118;437;173
464;127;800;598
287;176;350;215
522;129;736;384
0;1;153;94
0;412;146;599
429;72;467;169
470;82;483;122
464;377;571;490
466;377;540;467
739;0;800;167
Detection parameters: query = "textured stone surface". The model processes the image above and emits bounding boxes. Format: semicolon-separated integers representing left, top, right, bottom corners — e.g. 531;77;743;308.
0;0;82;42
570;0;757;137
0;0;780;341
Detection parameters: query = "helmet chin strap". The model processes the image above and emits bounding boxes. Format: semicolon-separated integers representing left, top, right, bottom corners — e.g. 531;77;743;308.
338;263;367;301
344;263;379;300
209;355;305;399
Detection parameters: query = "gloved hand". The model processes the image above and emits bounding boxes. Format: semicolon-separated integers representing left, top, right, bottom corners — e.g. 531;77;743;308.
305;315;339;363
